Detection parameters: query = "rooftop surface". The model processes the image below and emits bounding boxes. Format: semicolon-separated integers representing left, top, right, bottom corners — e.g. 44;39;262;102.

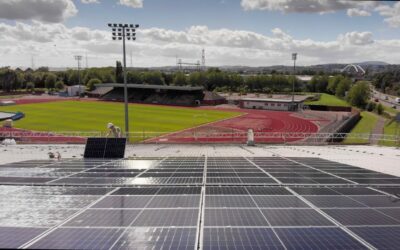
0;144;399;249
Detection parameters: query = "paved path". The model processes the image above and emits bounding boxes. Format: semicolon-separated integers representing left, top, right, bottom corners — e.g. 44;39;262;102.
370;116;386;145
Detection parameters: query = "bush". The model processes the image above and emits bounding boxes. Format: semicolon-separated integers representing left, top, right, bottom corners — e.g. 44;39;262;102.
365;101;376;112
375;103;384;115
26;82;35;92
87;78;102;91
55;81;64;90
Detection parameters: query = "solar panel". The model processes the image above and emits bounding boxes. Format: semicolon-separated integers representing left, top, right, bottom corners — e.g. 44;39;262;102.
112;228;197;250
204;209;269;226
303;196;366;208
83;138;126;159
275;227;366;250
378;208;400;220
30;228;123;250
0;227;47;249
132;209;199;227
322;208;399;226
350;226;400;250
203;228;284;250
349;196;400;208
92;196;153;208
66;209;141;227
253;196;310;208
147;195;200;208
261;209;334;226
0;156;399;249
205;195;257;208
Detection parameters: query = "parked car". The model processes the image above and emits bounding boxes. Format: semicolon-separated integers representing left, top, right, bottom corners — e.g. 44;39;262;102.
374;98;379;102
384;96;389;100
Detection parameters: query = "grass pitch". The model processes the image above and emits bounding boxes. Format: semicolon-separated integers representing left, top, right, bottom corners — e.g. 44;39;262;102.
2;101;241;137
343;111;378;144
305;93;350;107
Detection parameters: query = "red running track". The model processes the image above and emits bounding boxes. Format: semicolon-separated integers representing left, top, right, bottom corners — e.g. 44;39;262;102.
147;109;319;144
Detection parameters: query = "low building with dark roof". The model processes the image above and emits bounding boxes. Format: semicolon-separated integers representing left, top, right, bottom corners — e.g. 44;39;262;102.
96;83;204;107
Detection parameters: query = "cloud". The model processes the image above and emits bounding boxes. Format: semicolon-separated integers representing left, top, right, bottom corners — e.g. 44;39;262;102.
0;22;399;68
338;31;374;46
347;8;371;17
118;0;143;8
240;0;376;14
81;0;99;3
0;0;77;23
240;1;400;28
376;2;400;28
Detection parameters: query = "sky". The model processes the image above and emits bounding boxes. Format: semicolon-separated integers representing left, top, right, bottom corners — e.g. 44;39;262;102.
0;0;400;68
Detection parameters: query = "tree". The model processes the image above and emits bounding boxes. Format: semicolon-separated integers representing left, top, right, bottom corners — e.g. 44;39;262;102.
26;82;35;92
0;68;17;92
87;78;101;91
327;75;344;94
172;72;187;86
347;81;371;108
189;72;207;87
67;70;79;85
126;71;142;84
83;69;102;85
55;81;64;91
335;78;351;97
44;73;57;90
142;71;165;85
115;61;123;83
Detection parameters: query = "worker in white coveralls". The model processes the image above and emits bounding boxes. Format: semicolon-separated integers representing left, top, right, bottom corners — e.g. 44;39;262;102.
106;123;122;138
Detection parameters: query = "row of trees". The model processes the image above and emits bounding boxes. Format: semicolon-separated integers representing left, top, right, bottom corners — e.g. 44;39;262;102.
307;75;373;109
1;65;302;93
306;75;352;98
0;64;375;111
372;69;400;96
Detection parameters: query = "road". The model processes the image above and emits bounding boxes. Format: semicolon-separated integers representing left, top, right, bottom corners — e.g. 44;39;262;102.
371;88;400;111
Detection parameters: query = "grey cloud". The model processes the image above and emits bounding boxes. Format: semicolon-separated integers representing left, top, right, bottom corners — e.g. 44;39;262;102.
0;0;77;23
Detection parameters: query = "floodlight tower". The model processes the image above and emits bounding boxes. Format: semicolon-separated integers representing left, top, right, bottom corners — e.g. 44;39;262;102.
107;23;139;140
291;53;297;110
74;55;83;99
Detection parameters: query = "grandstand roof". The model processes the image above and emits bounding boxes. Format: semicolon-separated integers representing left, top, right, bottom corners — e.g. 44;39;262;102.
241;97;304;103
97;83;203;91
88;86;113;96
203;91;225;101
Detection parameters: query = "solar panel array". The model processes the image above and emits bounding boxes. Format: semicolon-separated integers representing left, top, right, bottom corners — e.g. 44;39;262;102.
0;157;399;249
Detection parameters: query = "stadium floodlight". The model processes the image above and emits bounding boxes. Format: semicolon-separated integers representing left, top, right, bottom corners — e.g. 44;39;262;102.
107;23;139;141
74;55;83;99
291;53;297;110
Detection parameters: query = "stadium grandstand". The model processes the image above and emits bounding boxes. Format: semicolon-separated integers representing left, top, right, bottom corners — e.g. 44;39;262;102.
97;83;204;106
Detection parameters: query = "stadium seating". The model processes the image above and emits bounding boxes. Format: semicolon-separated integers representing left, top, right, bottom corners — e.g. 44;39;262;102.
102;87;203;106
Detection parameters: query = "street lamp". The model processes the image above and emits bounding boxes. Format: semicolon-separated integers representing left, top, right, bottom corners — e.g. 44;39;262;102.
291;53;297;111
74;55;83;99
107;23;139;140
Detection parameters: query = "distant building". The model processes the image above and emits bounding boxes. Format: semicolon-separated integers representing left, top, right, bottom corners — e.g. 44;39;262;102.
239;98;304;111
67;85;85;97
202;91;226;106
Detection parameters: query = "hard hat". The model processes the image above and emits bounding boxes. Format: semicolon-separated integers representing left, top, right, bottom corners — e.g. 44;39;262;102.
107;123;114;129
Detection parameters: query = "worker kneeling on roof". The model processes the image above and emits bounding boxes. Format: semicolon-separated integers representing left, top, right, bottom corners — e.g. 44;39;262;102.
106;123;122;138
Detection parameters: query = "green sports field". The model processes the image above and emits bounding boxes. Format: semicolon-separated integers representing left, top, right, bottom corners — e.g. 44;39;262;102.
2;101;241;137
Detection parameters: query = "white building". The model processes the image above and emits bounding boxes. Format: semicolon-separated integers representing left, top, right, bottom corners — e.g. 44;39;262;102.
239;98;304;111
67;85;85;97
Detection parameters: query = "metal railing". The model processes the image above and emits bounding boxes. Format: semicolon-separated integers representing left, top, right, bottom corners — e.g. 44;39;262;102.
1;130;399;145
